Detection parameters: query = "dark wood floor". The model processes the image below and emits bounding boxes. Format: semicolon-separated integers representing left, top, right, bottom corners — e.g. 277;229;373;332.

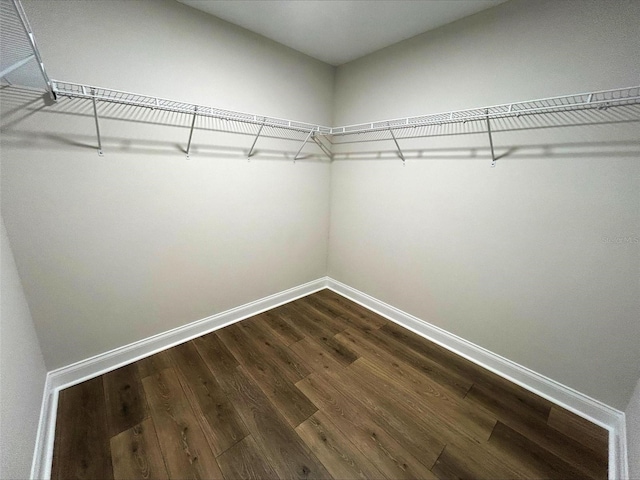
51;289;609;479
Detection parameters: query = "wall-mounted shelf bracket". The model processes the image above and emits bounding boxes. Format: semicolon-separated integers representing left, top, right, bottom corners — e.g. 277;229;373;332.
91;90;103;157
247;124;264;161
312;134;333;160
185;107;197;160
485;110;496;167
389;127;405;165
293;130;313;162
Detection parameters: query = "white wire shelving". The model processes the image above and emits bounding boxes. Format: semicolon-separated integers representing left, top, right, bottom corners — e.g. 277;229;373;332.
328;86;640;136
4;0;639;164
0;0;51;92
51;80;333;159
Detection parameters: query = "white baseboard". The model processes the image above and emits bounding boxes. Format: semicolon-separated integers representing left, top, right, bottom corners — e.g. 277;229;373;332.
30;277;329;480
31;276;629;480
325;277;628;480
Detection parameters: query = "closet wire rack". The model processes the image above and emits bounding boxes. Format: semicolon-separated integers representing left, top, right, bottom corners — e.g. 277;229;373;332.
0;0;51;92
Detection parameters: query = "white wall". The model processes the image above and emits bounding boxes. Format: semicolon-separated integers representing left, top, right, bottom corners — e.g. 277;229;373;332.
0;217;47;479
1;0;334;369
627;376;640;479
329;0;640;410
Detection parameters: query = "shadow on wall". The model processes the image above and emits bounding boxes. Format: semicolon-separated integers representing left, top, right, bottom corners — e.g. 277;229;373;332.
0;85;329;162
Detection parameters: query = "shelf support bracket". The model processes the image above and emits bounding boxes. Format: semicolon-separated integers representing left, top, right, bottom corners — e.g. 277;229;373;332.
389;127;405;164
91;90;103;157
0;54;35;79
186;107;197;160
485;110;496;167
294;130;313;162
247;124;264;161
312;134;333;160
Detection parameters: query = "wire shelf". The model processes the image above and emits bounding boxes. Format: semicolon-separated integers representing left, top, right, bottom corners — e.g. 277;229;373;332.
0;0;51;91
329;86;640;136
51;80;333;135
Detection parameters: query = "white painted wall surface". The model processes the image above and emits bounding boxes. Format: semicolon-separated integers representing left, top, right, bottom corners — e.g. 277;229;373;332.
329;0;640;410
0;217;47;479
1;0;334;369
627;376;640;479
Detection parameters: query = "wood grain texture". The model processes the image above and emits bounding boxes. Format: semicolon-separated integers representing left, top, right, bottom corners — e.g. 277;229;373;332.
51;377;113;480
547;405;609;456
110;418;169;480
136;350;174;379
213;364;331;480
216;434;279;480
217;323;318;428
295;411;387;480
103;363;148;438
170;341;248;456
142;368;224;479
296;373;439;480
260;307;305;346
52;290;608;480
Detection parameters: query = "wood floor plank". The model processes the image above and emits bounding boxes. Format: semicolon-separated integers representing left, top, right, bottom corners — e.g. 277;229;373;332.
431;438;527;480
286;300;345;336
110;418;169;480
237;315;311;382
331;358;486;459
51;377;114;480
336;325;472;397
289;336;346;374
216;435;279;480
170;341;249;456
296;373;440;480
304;293;384;333
381;321;553;419
488;420;597;480
103;363;148;438
296;411;387;480
281;303;359;366
314;289;387;329
295;296;352;332
547;405;609;455
136;350;174;379
141;368;224;479
347;356;495;443
260;307;305;346
466;384;607;478
203;359;332;479
217;323;318;428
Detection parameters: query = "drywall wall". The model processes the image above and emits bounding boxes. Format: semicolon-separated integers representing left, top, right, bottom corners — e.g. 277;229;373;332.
0;217;47;479
1;0;334;369
628;375;640;479
329;0;640;409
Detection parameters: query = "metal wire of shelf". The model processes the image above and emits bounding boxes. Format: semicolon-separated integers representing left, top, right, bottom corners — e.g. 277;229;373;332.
0;0;51;92
328;86;640;136
51;80;333;135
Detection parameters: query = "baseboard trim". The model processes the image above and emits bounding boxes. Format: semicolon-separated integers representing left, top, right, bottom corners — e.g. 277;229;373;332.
325;277;628;480
30;277;329;479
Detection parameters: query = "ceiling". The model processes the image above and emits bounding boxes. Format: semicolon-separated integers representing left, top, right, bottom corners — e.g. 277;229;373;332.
178;0;506;66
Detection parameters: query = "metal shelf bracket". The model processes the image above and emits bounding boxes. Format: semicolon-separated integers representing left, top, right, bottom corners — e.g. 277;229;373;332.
312;134;333;161
293;130;313;163
389;126;406;165
247;123;264;161
185;107;197;160
485;110;496;167
91;90;103;157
